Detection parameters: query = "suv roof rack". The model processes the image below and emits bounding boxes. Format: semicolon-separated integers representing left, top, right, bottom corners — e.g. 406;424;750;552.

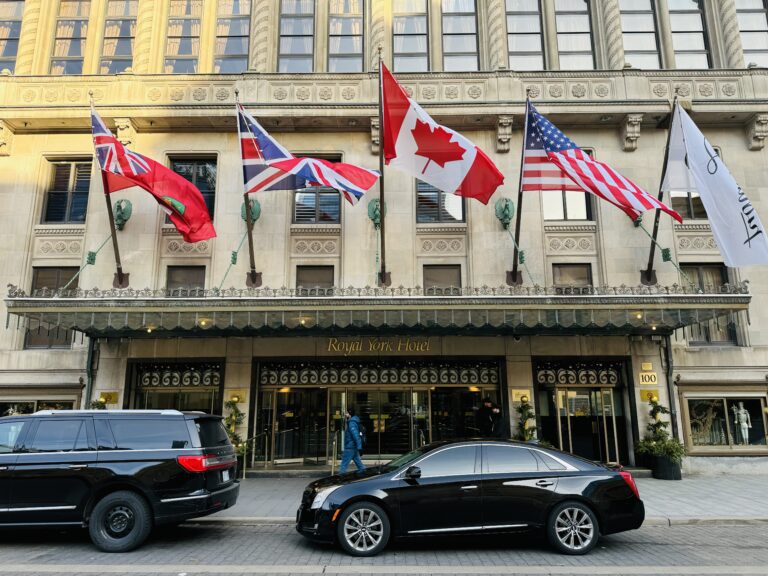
33;409;184;416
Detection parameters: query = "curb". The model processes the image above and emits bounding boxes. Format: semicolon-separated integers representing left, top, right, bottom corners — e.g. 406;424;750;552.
189;515;768;527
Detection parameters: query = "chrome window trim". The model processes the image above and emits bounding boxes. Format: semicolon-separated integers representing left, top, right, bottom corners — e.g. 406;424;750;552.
0;505;77;512
408;523;527;534
14;447;202;456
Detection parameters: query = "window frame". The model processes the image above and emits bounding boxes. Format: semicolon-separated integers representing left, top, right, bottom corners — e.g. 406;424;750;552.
552;263;593;288
482;444;540;474
100;0;137;74
680;263;738;345
168;156;217;221
51;0;91;75
554;0;595;70
278;0;315;73
214;0;251;73
296;265;335;296
416;180;466;224
394;444;479;479
0;0;24;73
164;0;202;74
506;0;545;71
25;267;80;349
441;0;480;72
42;159;92;225
166;265;206;296
423;264;462;296
328;0;364;73
736;0;768;67
542;191;593;221
619;0;661;69
682;393;768;454
393;0;430;72
668;0;711;69
292;187;342;224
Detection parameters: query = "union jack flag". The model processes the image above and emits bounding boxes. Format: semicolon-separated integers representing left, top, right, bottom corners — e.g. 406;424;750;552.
237;104;379;205
523;101;682;223
91;107;151;177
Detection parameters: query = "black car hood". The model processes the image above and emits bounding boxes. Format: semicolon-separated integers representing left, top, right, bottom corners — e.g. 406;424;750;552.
307;466;389;490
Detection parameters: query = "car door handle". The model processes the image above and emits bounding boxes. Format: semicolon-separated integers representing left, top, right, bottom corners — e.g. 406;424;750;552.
68;464;88;470
536;480;555;487
460;485;478;490
0;466;7;471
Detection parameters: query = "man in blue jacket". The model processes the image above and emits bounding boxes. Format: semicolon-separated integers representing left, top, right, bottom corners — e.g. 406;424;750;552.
340;406;365;473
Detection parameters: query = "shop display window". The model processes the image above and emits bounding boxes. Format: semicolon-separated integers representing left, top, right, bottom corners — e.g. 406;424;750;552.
0;400;75;417
687;396;767;449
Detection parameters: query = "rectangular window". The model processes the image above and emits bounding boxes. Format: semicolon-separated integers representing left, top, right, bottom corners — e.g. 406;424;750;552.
393;0;429;72
424;264;462;295
416;180;464;223
620;0;660;69
25;267;79;349
0;1;24;74
506;0;544;71
553;263;592;286
215;0;251;73
108;418;192;450
296;265;334;295
0;419;27;451
28;419;88;452
329;0;363;73
101;0;137;74
279;0;314;73
167;265;206;294
165;0;202;73
736;0;768;67
686;397;767;449
294;188;341;223
43;160;91;224
669;0;710;69
542;191;592;220
51;0;90;75
442;0;478;71
555;0;594;70
169;158;216;219
681;264;737;344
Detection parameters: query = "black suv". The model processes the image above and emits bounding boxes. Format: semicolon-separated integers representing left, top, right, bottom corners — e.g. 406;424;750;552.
0;409;239;552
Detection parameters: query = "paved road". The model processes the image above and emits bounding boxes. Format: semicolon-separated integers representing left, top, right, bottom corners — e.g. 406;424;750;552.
0;523;766;576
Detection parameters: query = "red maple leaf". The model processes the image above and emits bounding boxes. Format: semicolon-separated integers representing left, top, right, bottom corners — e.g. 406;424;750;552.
411;118;466;174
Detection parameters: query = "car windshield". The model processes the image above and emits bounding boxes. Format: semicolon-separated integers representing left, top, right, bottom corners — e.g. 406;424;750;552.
381;446;429;473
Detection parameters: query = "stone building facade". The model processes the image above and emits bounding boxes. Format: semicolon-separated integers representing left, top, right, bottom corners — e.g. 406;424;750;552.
1;0;767;472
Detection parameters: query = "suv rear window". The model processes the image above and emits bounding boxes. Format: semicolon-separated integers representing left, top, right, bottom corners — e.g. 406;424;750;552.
109;418;191;450
195;418;230;447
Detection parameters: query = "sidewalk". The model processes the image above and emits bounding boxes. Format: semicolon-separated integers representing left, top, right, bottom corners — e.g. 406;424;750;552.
202;473;768;526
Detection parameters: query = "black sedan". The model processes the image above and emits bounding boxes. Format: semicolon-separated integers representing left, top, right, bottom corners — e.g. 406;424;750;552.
296;439;644;556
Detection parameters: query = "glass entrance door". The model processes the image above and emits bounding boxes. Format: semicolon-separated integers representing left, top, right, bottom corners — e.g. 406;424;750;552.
272;388;326;465
551;387;623;464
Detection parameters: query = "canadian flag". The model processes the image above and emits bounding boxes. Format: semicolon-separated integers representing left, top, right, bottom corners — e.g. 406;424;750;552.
381;62;504;204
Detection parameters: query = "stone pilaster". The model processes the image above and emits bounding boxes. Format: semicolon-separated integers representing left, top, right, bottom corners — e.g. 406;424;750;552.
542;0;559;70
487;0;508;70
718;0;745;68
133;0;156;73
251;0;273;72
13;0;42;75
600;0;625;70
369;0;389;70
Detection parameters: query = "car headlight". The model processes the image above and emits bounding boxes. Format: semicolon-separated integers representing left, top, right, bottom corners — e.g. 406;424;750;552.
311;485;340;510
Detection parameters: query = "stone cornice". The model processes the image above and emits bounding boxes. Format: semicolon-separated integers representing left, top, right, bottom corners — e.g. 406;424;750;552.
290;225;342;235
674;222;712;232
544;223;598;233
33;225;86;237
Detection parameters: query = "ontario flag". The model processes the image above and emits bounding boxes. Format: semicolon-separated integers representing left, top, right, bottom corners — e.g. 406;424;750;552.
91;106;216;243
237;104;379;205
381;62;504;204
523;100;682;223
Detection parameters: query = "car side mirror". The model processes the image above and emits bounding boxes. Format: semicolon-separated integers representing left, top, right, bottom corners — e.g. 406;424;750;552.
404;465;421;480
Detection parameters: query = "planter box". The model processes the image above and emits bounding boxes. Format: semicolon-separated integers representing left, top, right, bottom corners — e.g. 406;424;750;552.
651;455;682;480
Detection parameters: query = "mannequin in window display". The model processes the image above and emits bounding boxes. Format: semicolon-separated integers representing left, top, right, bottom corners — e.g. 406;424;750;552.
732;401;752;445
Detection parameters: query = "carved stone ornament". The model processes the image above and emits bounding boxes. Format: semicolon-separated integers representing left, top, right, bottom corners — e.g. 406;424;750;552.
319;87;333;100
571;84;587;98
467;85;482;99
170;88;184;101
445;86;459;99
215;88;230;101
722;83;737;97
422;86;437;100
746;113;768;151
621;113;643;152
526;85;541;99
652;84;668;97
273;87;288;100
296;87;311;101
148;88;162;101
192;87;207;101
675;84;691;97
370;116;380;155
594;84;610;98
548;85;563;98
0;119;13;156
341;87;356;100
114;118;135;147
496;115;513;153
698;83;714;97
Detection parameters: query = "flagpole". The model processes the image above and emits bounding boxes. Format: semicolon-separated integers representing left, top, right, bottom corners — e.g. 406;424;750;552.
509;94;530;285
377;47;391;286
236;90;261;287
642;95;678;286
90;94;128;288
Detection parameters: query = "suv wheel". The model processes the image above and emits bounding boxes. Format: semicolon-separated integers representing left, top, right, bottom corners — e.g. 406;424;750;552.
547;501;599;555
337;501;390;557
88;491;153;553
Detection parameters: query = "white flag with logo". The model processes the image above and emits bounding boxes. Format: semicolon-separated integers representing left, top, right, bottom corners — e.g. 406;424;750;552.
662;103;768;267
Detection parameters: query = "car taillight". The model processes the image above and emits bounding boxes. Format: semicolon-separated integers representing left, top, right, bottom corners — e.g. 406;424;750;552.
619;470;640;499
177;454;234;473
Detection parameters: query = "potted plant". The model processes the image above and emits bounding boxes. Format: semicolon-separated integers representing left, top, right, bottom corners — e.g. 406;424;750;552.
635;395;685;480
224;398;247;475
513;395;537;441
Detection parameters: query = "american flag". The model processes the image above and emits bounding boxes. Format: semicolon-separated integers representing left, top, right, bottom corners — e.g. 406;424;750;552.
522;101;682;223
237;104;379;205
91;107;150;177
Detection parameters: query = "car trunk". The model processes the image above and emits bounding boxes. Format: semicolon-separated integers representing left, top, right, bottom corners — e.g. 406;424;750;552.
192;416;238;490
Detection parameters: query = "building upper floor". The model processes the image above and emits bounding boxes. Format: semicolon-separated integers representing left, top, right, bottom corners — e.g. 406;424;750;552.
2;0;768;78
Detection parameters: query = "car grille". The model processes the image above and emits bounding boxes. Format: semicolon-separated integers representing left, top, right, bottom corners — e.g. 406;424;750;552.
301;488;314;508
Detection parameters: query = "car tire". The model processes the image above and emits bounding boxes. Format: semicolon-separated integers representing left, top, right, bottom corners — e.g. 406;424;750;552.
88;491;153;553
546;501;599;555
336;501;390;557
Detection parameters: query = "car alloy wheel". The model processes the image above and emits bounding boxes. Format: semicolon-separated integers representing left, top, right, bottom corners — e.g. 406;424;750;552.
554;506;595;552
337;501;391;557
